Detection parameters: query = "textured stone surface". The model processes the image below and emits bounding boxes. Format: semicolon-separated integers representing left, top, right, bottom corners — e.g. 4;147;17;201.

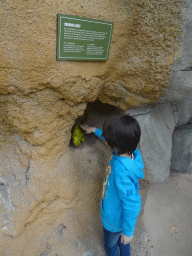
171;122;192;172
0;0;185;161
163;0;192;101
0;0;191;255
127;103;179;181
0;135;110;255
127;92;192;181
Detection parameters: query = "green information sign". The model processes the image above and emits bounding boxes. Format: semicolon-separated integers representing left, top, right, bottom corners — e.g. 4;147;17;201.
57;14;113;61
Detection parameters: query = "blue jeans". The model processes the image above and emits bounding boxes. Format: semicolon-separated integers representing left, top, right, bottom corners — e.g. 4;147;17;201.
103;227;130;256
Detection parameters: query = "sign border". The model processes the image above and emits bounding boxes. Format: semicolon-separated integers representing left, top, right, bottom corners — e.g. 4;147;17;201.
57;14;113;61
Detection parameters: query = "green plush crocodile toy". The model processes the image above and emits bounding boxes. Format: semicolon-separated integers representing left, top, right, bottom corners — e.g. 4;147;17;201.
72;124;84;146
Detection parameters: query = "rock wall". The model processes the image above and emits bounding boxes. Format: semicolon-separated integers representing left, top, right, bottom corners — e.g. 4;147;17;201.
171;119;192;173
127;92;192;181
0;0;191;255
127;0;192;181
1;0;184;159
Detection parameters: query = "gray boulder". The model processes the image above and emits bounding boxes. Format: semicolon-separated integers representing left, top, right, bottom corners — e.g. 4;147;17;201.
171;121;192;173
127;92;192;181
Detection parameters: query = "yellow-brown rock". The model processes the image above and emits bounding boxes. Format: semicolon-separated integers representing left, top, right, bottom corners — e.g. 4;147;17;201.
0;0;184;155
0;0;185;255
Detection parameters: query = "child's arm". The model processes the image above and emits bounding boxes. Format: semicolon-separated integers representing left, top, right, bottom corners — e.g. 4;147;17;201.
80;124;105;141
80;124;96;134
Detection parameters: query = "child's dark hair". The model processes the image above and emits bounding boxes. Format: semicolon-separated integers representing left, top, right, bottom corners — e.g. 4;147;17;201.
102;114;141;155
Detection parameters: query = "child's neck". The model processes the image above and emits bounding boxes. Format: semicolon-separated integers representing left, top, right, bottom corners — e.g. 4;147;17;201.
119;153;132;159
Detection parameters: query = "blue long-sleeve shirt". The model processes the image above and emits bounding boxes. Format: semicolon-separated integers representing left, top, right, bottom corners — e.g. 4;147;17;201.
95;128;144;236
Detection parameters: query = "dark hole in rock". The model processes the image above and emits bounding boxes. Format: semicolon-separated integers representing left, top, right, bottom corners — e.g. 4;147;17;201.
0;182;9;202
58;223;67;237
70;100;123;148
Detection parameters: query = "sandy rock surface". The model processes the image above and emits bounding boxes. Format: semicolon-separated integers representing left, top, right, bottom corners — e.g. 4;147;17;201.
1;0;184;153
0;0;190;255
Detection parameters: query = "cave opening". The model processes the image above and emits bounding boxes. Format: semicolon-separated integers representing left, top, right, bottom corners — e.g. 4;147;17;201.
70;100;123;148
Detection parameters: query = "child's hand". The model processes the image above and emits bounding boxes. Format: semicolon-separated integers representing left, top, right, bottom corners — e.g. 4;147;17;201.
80;124;96;134
121;234;133;245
